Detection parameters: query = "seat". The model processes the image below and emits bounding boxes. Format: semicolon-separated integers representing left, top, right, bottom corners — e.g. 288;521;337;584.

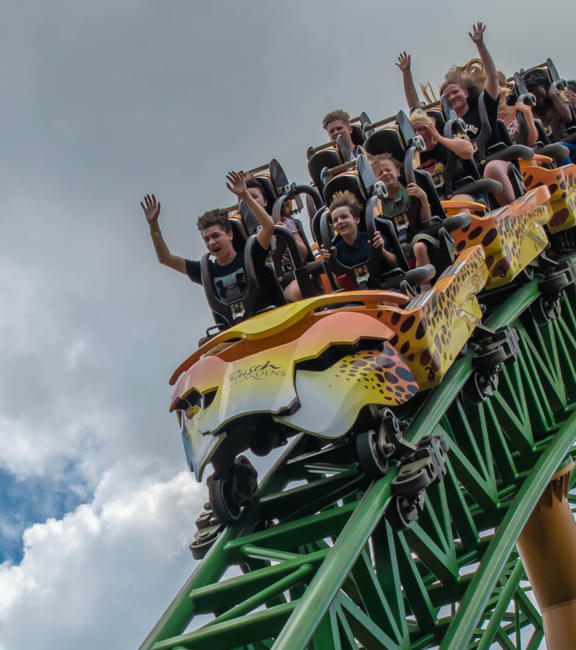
319;202;408;291
364;126;406;161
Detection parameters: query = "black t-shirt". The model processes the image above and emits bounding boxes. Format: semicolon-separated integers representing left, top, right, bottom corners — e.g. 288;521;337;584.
185;239;279;316
420;144;448;188
333;231;372;267
461;91;500;150
333;230;395;267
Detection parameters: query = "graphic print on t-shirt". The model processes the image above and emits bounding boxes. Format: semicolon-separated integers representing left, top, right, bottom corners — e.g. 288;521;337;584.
421;158;445;187
393;212;410;243
213;267;247;303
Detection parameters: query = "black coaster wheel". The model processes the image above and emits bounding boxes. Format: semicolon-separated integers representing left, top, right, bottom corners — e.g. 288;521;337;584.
539;272;572;296
208;455;259;526
474;345;507;373
533;295;562;325
189;504;225;559
392;465;431;496
209;476;242;525
355;429;389;477
387;493;425;531
466;370;500;404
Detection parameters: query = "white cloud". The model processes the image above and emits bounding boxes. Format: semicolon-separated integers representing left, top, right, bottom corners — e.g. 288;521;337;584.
0;471;206;650
0;400;117;481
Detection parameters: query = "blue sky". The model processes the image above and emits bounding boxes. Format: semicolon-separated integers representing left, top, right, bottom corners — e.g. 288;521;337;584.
0;468;88;564
0;1;574;648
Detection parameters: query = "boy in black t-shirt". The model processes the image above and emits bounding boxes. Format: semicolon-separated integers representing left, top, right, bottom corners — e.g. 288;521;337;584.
141;171;278;324
320;190;397;289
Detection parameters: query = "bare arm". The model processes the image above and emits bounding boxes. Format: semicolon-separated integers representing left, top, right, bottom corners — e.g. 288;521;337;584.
140;194;187;274
428;123;474;159
407;184;432;219
226;172;275;250
515;103;539;146
373;231;398;267
396;52;421;110
548;88;573;124
468;23;499;101
439;133;474;159
293;232;309;261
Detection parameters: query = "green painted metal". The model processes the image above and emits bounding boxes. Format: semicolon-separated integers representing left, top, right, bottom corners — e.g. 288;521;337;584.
141;258;576;650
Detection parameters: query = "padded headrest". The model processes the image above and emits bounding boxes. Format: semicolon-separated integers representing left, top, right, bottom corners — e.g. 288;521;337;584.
323;172;366;206
308;148;342;189
364;128;405;161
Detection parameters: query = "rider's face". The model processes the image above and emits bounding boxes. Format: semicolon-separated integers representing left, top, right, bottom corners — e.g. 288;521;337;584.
411;119;432;146
331;205;359;239
202;225;234;262
325;119;354;148
247;186;267;208
442;83;469;113
373;160;400;186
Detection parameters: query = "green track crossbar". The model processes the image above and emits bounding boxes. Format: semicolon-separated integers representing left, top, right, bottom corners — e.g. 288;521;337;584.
141;257;576;650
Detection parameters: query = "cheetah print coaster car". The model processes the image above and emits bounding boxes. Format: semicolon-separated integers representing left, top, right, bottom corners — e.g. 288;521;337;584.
451;185;552;289
522;162;576;234
379;245;487;389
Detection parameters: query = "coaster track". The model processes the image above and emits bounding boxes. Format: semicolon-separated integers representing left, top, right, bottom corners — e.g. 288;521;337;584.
140;252;576;650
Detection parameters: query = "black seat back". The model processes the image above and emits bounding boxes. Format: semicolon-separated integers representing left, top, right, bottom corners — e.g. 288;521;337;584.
323;170;367;207
364;127;406;161
269;225;321;299
308;147;343;191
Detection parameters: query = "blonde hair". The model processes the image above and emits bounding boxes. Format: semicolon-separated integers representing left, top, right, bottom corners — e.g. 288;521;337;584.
328;190;362;219
440;58;487;95
409;109;434;127
322;109;351;130
369;152;402;173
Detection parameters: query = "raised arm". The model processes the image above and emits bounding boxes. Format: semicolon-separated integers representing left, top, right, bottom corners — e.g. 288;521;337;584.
468;22;499;101
140;194;187;274
225;172;275;250
396;52;421;110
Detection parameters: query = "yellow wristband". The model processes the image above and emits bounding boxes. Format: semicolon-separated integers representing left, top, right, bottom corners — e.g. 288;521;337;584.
151;230;161;238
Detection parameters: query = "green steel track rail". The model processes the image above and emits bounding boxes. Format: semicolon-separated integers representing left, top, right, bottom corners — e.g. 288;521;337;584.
141;256;576;650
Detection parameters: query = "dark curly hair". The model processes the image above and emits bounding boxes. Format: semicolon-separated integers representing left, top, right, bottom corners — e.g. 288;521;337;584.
196;209;232;233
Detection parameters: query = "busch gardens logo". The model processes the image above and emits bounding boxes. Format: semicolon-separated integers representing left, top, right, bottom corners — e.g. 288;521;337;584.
230;360;286;383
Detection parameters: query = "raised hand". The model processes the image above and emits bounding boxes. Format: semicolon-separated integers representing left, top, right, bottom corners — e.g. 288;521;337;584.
427;121;441;140
141;194;161;224
225;171;248;198
395;51;411;72
468;22;486;47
